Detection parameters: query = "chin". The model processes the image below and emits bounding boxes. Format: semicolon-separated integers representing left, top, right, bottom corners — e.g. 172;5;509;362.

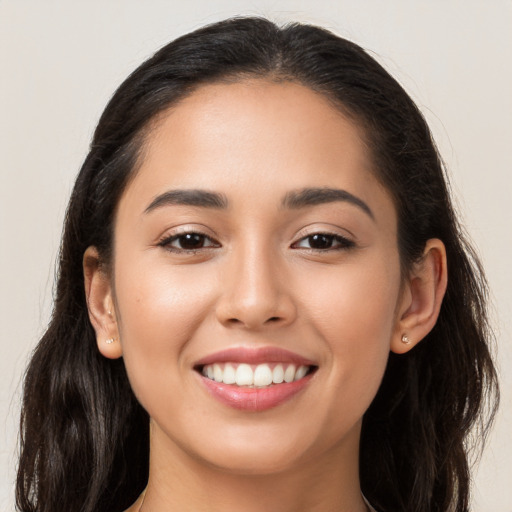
202;446;307;476
184;421;343;477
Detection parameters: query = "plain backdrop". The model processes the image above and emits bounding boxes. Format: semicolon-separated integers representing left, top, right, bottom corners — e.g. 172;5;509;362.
1;1;511;510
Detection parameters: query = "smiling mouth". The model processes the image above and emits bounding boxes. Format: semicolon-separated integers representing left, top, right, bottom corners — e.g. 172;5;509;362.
196;362;317;387
193;347;318;410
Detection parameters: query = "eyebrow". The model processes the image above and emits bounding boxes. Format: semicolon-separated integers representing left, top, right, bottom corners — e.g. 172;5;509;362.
144;189;228;213
144;186;374;220
282;187;374;219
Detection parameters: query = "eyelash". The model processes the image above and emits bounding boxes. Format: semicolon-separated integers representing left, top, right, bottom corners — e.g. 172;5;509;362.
158;231;220;253
158;230;355;254
291;233;355;252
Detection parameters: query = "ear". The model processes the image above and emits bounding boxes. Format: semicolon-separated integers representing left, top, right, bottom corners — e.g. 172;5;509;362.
83;246;123;359
391;239;448;354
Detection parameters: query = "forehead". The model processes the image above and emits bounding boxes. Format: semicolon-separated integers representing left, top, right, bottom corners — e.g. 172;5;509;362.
146;80;368;171
119;79;394;222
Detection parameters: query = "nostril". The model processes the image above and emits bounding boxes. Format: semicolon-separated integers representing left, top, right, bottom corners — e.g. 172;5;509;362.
267;317;280;323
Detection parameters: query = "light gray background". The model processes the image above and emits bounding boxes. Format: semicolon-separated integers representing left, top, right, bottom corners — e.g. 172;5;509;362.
1;1;511;510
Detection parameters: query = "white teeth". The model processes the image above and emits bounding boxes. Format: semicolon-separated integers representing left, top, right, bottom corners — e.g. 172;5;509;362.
202;362;311;387
213;363;223;382
284;364;296;383
294;365;308;381
272;364;284;384
254;364;273;387
223;363;236;384
235;364;253;386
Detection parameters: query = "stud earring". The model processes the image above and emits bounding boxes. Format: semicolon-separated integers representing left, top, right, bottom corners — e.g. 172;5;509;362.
401;334;411;344
105;337;116;344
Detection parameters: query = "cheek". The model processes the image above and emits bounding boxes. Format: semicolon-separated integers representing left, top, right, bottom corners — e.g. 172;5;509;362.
112;257;217;390
299;257;400;397
301;258;400;339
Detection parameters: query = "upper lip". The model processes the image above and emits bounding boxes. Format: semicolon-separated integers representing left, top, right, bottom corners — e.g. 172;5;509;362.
194;346;317;367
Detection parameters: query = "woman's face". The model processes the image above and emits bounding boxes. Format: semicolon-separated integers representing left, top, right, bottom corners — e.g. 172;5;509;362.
111;80;405;474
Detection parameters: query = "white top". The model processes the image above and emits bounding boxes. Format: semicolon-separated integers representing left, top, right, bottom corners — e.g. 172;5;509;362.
362;494;378;512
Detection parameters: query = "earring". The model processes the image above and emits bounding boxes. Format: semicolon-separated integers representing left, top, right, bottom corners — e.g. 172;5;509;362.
401;334;411;344
105;337;116;344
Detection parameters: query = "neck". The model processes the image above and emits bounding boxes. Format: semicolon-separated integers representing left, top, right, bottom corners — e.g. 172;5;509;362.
136;421;368;512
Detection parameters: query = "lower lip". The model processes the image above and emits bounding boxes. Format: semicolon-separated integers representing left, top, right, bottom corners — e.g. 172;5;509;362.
199;373;314;411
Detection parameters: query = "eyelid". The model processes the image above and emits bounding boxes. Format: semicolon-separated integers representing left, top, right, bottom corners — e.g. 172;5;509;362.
293;224;356;242
157;224;218;241
292;233;355;250
156;225;221;252
291;225;356;251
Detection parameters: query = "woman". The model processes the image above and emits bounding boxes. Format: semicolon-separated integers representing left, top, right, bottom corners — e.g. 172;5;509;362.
16;17;498;512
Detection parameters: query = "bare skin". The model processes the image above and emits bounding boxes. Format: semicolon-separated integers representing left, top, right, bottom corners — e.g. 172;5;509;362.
84;80;447;512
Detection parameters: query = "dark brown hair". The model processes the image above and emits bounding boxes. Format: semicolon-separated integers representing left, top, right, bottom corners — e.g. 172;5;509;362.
17;17;498;512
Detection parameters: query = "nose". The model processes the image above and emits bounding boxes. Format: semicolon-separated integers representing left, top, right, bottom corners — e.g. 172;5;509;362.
215;245;297;330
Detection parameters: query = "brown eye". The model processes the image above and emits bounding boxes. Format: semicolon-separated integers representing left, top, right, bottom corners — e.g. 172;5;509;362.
159;232;219;252
293;233;355;251
175;233;207;249
307;234;335;249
